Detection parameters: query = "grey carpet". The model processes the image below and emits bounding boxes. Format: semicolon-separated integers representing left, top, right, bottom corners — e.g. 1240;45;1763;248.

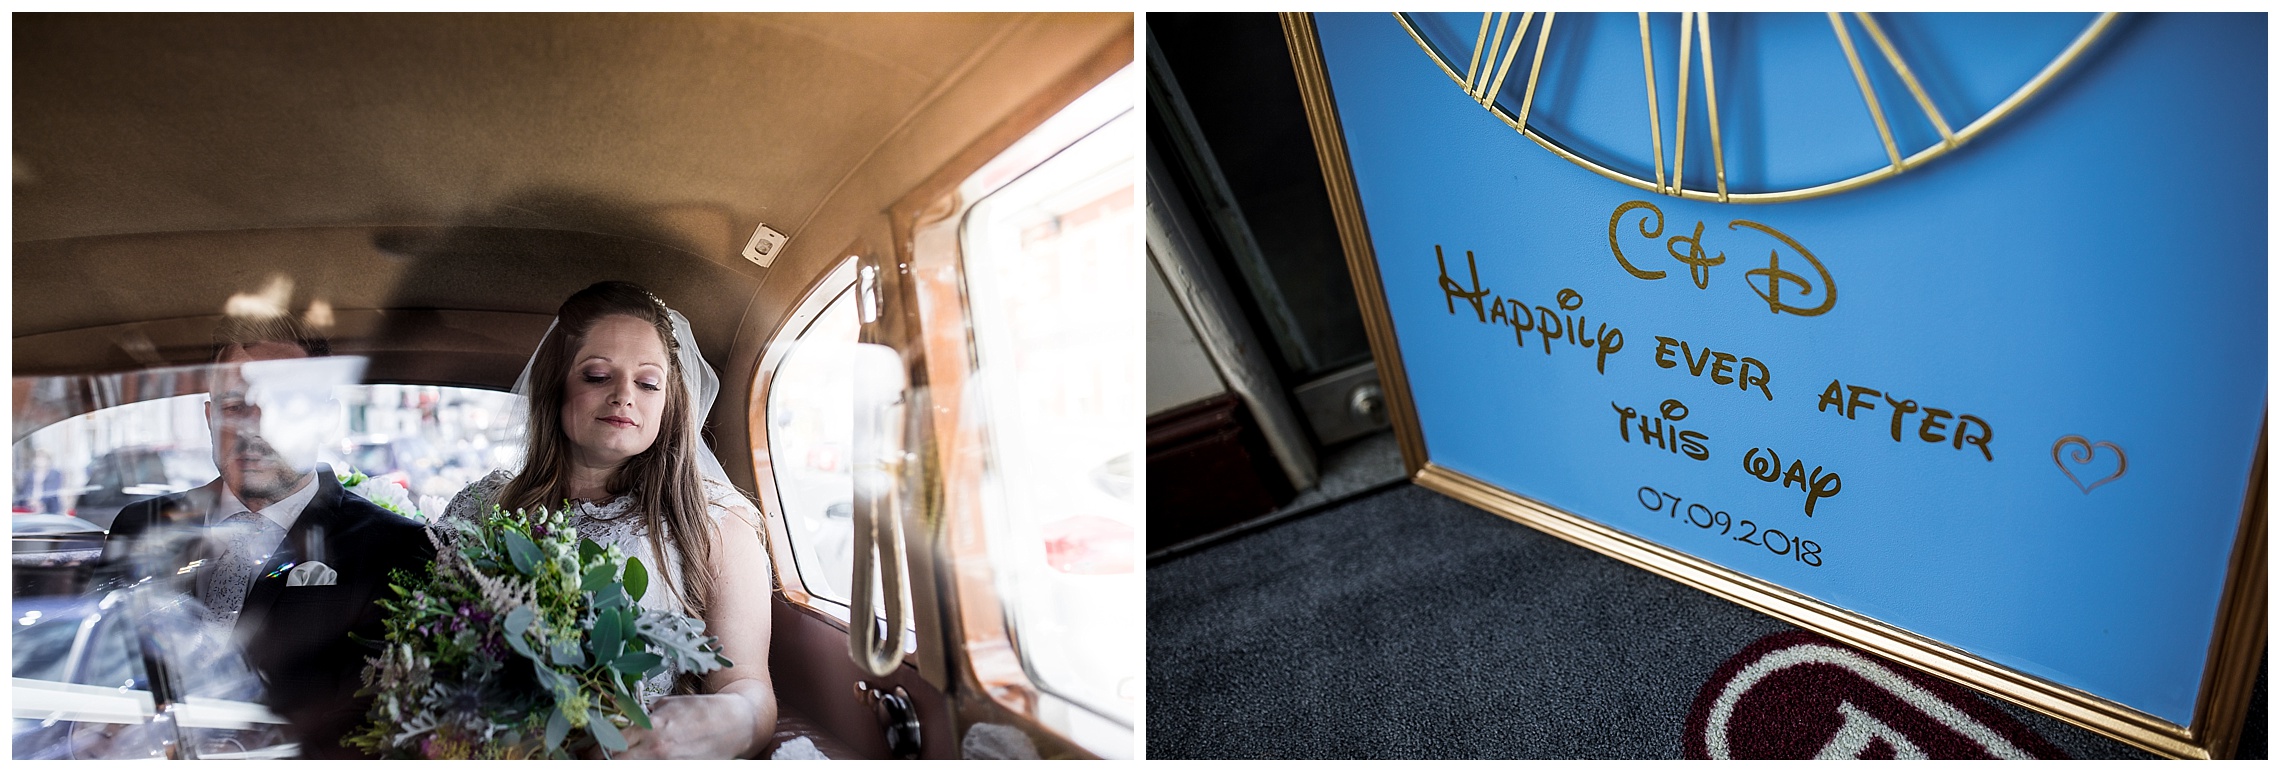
1147;482;2259;759
1278;430;1406;513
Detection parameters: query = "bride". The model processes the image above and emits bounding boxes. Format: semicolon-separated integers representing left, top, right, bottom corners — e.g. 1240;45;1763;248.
441;281;779;758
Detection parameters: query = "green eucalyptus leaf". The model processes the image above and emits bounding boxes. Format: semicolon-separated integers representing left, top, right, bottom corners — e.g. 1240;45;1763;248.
544;704;571;750
550;640;585;668
589;710;627;752
579;537;604;566
506;605;540;660
580;564;615;593
593;609;622;666
503;530;542;576
615;686;652;731
623;557;648;602
612;651;662;674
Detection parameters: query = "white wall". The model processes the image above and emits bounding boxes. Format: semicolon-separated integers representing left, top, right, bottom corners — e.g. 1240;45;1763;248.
1146;258;1226;415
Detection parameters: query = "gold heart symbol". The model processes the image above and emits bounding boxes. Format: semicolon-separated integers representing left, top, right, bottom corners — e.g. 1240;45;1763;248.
2052;436;2126;494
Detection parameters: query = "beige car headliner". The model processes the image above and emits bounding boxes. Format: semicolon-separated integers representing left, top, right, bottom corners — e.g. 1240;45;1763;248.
13;13;1133;482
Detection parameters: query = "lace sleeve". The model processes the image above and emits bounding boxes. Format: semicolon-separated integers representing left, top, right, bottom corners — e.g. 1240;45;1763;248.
441;469;516;528
701;477;765;532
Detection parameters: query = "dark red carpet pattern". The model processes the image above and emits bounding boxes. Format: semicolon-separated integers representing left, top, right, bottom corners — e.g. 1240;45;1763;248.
1683;631;2067;759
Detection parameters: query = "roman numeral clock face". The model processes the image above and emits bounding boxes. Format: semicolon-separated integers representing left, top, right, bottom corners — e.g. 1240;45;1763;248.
1304;11;2264;756
1395;12;2113;201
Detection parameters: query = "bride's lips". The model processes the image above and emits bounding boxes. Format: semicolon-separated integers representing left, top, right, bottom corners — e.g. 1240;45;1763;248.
599;416;638;428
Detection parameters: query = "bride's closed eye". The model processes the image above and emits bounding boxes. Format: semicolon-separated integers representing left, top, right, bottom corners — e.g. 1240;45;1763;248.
584;372;664;391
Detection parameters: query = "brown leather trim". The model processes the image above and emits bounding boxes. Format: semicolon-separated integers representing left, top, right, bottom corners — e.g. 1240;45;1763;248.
767;597;954;759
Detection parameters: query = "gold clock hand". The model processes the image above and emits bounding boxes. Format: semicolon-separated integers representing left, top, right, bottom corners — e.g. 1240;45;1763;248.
1854;12;1957;149
1831;12;1907;173
1638;13;1668;194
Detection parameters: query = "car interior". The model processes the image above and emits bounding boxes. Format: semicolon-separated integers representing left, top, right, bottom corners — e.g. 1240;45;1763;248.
14;13;1136;760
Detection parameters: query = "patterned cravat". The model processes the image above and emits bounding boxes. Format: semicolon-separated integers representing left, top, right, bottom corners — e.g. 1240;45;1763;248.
204;511;284;627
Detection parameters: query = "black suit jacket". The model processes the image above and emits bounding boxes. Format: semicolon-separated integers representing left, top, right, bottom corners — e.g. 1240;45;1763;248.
101;469;435;759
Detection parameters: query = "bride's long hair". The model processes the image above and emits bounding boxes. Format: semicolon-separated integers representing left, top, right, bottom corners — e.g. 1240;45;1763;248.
501;281;715;621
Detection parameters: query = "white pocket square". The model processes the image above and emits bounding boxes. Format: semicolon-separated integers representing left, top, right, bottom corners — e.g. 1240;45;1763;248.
286;561;339;587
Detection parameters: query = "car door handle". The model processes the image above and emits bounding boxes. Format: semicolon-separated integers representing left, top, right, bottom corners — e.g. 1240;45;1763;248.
854;680;923;759
849;342;911;678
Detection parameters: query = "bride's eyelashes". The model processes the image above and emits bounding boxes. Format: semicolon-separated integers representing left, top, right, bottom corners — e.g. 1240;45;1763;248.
581;372;666;392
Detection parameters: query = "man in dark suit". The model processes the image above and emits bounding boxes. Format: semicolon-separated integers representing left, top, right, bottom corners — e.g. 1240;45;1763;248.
99;315;433;759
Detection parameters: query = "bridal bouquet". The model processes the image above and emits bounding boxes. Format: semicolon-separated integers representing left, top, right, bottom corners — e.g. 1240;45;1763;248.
346;503;732;759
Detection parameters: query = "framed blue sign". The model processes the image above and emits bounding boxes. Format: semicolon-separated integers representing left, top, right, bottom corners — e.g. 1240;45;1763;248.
1283;11;2264;758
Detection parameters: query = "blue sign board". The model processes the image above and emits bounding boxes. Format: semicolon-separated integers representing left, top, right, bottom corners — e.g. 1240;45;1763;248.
1297;11;2264;757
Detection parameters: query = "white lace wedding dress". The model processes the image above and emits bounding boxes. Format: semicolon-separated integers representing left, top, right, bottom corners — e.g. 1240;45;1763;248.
440;469;765;706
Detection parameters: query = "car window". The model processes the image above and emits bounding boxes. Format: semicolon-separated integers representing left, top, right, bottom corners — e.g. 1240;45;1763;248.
956;69;1140;731
756;262;924;642
13;590;289;759
765;283;862;608
12;376;524;529
12;364;503;759
334;383;526;516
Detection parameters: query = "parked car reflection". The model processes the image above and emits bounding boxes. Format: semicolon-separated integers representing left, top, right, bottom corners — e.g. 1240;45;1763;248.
71;446;215;530
11;514;107;598
12;585;294;759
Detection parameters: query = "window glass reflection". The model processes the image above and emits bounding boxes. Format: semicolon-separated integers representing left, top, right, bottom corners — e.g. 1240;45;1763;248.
13;357;524;759
15;375;523;529
960;96;1140;729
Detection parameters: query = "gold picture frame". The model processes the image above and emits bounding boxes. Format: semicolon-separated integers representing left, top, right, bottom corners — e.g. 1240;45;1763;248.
1278;11;2266;760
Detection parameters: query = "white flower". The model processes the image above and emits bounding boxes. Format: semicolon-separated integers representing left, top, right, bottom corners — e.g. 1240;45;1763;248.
349;475;425;520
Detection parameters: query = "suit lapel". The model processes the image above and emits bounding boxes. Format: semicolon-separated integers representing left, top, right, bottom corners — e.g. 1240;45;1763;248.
235;470;343;638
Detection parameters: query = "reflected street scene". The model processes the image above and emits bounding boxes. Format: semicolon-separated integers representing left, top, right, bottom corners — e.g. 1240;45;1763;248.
15;317;438;758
